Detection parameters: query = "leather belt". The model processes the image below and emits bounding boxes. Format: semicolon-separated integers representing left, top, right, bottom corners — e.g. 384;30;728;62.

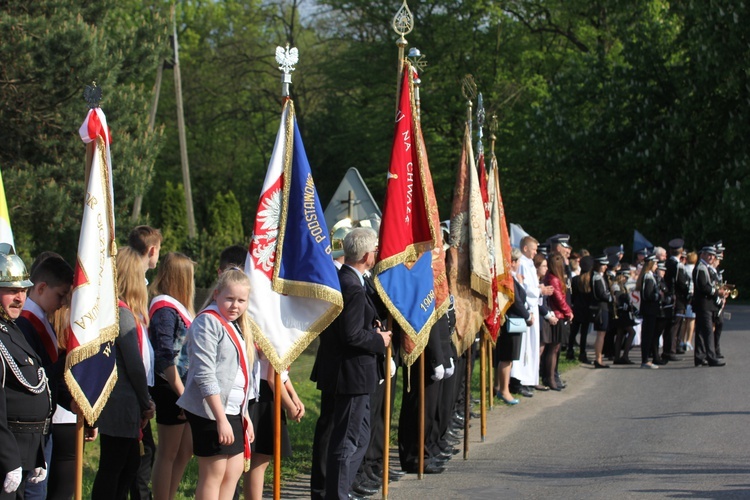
7;418;51;434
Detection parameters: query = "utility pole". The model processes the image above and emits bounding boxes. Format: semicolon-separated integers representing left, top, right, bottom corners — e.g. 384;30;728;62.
172;3;196;238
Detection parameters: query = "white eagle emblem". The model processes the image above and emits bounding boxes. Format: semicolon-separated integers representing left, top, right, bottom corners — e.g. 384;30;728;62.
275;46;299;74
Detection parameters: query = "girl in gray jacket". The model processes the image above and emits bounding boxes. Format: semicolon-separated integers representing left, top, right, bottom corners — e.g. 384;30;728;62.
178;269;258;500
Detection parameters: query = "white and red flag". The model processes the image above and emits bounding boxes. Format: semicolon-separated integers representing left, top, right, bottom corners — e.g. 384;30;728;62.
245;99;342;373
65;107;119;425
483;154;515;343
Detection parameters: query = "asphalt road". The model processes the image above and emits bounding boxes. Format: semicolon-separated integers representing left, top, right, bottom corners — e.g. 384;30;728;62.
388;304;750;499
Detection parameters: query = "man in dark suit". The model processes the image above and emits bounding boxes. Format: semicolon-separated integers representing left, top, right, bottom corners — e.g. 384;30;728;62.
0;249;51;499
692;245;726;367
314;228;391;499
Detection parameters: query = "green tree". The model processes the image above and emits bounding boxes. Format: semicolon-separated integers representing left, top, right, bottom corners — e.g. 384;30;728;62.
192;190;245;287
160;180;188;252
0;0;168;263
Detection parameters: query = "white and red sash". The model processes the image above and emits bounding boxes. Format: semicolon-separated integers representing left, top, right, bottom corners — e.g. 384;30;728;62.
20;299;58;363
200;306;252;469
148;295;194;327
119;300;152;385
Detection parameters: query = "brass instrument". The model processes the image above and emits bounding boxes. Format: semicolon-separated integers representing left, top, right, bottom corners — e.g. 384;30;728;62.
724;284;739;299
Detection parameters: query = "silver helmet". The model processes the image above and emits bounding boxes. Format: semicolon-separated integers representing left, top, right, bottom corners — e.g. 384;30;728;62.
0;246;33;288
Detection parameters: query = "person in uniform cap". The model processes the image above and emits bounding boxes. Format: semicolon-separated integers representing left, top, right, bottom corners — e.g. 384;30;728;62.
634;248;649;270
654;260;673;363
612;266;637;364
691;245;726;367
605;245;624;261
0;247;51;499
548;234;571;254
636;254;662;369
664;238;689;359
330;219;353;269
537;243;550;257
711;248;726;359
602;254;620;360
589;254;612;368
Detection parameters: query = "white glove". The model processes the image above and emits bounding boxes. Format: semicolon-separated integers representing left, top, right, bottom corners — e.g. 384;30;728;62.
445;357;455;378
431;364;445;381
3;466;22;493
28;465;47;484
389;357;396;378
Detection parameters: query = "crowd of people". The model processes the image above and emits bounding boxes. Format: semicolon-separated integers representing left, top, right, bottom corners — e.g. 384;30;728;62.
0;222;733;500
499;234;731;405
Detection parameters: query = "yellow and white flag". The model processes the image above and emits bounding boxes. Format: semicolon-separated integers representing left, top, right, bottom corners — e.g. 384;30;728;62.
0;168;15;251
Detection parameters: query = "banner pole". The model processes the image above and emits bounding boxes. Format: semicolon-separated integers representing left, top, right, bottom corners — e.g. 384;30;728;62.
74;411;84;500
382;343;392;499
488;336;494;411
463;349;471;459
418;351;425;479
273;370;282;500
479;337;486;442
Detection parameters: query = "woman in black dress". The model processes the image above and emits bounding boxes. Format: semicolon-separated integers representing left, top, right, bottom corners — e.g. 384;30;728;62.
590;255;612;368
568;256;594;363
636;255;660;369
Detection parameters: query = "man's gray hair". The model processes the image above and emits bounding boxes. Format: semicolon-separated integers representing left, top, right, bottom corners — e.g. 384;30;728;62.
654;246;667;259
344;227;378;263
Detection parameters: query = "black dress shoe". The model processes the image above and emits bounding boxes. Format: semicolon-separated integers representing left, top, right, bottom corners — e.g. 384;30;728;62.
664;354;680;361
365;469;381;484
388;468;406;479
404;462;445;474
708;360;726;367
517;386;533;398
360;475;380;489
594;361;610;369
653;358;668;365
444;434;461;445
348;493;367;500
423;463;446;474
351;482;378;496
445;428;462;440
695;359;708;366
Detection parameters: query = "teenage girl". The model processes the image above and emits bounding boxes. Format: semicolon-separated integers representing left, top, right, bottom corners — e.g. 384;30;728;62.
177;269;258;500
92;247;155;500
148;252;196;500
